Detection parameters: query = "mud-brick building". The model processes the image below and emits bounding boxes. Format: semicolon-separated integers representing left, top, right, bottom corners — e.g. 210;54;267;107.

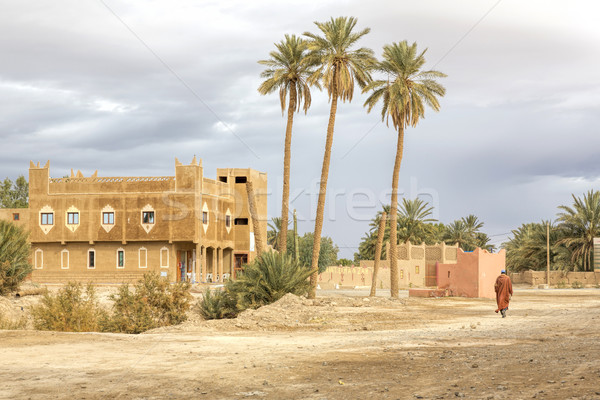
16;158;267;283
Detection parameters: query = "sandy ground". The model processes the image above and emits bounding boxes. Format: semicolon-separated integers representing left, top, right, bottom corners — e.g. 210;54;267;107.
1;288;600;400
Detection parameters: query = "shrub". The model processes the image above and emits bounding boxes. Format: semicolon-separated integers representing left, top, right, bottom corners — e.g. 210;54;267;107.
557;281;567;289
0;314;27;330
196;288;237;320
0;220;33;295
102;273;192;334
571;281;583;289
32;283;106;332
200;251;311;320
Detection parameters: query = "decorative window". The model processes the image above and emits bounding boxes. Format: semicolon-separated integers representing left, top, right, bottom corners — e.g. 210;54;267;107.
34;249;43;269
415;266;420;275
116;248;125;269
39;206;55;234
13;213;19;221
103;212;115;225
142;211;154;224
88;249;96;269
160;247;169;268
141;205;155;234
225;215;231;228
202;202;209;234
61;249;69;269
41;213;54;225
139;247;147;268
67;212;79;225
101;205;116;233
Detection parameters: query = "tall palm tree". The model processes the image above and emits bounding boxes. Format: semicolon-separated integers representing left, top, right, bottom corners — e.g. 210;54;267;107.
444;220;471;250
557;190;600;271
462;214;484;235
364;41;446;297
258;34;316;254
304;17;376;298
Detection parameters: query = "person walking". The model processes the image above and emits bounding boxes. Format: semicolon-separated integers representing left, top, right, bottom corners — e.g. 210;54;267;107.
494;269;513;318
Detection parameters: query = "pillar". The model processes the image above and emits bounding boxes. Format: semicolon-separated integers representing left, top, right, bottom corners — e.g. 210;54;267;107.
217;247;223;281
201;246;207;283
195;243;201;283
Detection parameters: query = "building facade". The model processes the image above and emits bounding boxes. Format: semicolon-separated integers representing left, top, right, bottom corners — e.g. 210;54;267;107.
4;158;267;283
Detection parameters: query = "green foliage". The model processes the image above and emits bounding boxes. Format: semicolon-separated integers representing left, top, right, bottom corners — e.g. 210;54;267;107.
0;220;33;295
571;281;583;289
32;283;106;332
304;16;375;102
557;190;600;271
557;281;567;289
337;258;353;266
0;176;28;208
297;232;338;273
200;251;312;320
103;273;192;334
196;288;237;320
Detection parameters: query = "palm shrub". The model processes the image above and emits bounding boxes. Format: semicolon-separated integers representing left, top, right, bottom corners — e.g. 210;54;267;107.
32;283;106;332
199;251;311;319
102;272;192;334
0;220;33;295
197;288;237;320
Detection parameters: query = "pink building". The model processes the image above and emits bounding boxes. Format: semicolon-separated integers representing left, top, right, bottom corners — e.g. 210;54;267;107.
436;248;506;299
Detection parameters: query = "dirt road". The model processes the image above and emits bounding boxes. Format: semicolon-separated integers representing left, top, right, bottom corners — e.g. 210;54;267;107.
1;289;600;399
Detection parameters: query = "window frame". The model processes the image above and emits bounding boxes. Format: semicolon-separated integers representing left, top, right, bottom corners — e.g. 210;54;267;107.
160;247;169;268
142;211;155;225
41;212;54;225
116;248;125;269
61;249;69;270
138;247;148;269
103;212;115;225
12;213;19;221
202;211;208;224
67;212;79;225
87;249;96;269
225;215;231;228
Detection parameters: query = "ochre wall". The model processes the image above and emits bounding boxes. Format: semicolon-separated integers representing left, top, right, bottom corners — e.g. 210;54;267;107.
31;241;176;283
0;209;29;229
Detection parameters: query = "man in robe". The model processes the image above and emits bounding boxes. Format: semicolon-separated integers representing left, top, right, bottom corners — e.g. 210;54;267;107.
494;269;512;318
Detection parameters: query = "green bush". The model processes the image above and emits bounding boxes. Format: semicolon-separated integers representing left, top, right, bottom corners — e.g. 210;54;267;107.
0;220;33;295
571;281;583;289
32;283;106;332
102;273;192;334
196;288;237;320
200;251;311;320
557;281;567;289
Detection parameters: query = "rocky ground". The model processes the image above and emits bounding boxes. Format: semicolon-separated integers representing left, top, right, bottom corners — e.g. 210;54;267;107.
1;287;600;399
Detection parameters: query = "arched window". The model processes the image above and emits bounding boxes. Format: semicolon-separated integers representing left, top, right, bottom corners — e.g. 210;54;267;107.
139;247;147;268
61;249;69;269
160;247;169;268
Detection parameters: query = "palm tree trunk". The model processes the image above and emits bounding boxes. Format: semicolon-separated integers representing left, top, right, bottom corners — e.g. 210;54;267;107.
388;125;405;298
246;181;264;255
370;211;387;297
309;77;338;299
279;82;297;254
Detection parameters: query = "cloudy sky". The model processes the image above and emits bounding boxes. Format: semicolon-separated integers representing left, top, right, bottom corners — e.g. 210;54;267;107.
1;0;599;257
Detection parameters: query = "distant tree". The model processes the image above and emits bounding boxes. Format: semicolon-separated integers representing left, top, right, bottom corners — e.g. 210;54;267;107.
557;190;600;271
0;175;28;208
298;232;339;273
503;221;570;272
337;258;353;266
397;198;437;244
267;217;289;250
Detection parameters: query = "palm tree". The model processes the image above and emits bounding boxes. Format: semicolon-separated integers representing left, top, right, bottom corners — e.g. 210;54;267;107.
303;17;376;298
462;214;484;235
557;190;600;271
267;217;287;250
363;41;446;297
0;220;33;295
444;220;471;250
258;34;316;254
397;198;437;244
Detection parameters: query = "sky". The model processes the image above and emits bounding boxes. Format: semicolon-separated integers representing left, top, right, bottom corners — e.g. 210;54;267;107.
1;0;599;258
